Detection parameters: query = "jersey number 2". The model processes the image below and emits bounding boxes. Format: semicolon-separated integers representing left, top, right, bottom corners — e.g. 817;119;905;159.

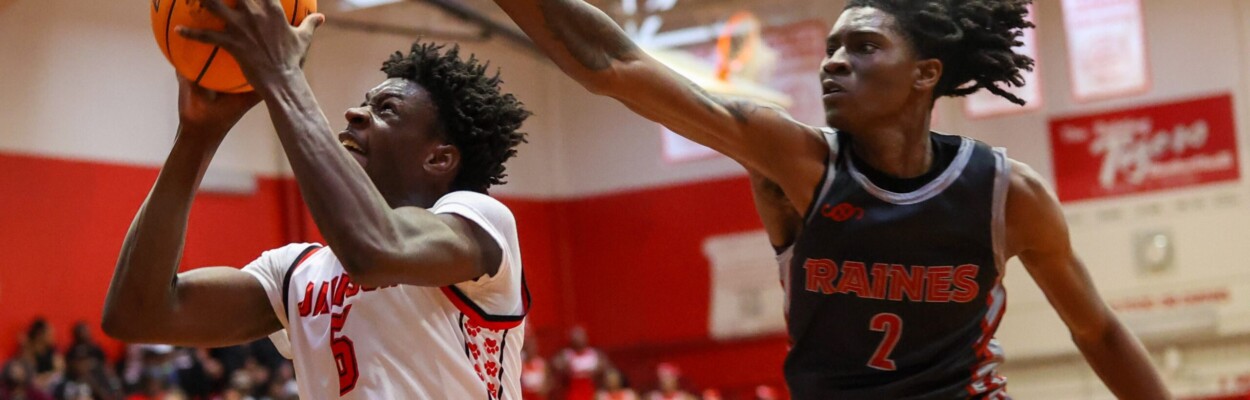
868;313;902;371
331;305;360;395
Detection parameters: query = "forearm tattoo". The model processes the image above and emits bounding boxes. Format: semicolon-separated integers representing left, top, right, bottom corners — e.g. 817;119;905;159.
722;99;761;125
538;0;639;71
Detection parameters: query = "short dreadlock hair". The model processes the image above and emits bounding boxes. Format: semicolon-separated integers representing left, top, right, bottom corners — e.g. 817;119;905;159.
846;0;1036;105
382;41;531;193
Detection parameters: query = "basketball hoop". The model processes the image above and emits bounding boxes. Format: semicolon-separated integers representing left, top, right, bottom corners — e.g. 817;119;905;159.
715;12;766;82
644;10;792;108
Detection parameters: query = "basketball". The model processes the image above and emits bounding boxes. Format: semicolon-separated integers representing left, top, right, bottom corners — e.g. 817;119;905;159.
151;0;318;93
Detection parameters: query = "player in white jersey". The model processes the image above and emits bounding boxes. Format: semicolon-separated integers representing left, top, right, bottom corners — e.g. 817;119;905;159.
102;1;533;398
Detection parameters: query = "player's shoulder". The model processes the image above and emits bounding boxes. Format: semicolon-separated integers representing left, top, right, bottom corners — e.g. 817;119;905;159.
254;242;320;261
241;242;328;283
1003;159;1066;230
1005;159;1053;201
1002;159;1071;256
434;191;511;211
432;191;516;224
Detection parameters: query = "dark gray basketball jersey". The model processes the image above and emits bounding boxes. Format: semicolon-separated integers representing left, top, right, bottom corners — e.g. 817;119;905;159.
783;130;1012;400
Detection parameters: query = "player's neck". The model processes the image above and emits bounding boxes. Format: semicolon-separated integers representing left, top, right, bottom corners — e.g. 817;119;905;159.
383;184;451;209
847;104;934;179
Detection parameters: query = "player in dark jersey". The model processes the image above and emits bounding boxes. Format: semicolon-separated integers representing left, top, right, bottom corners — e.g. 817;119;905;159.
491;0;1170;398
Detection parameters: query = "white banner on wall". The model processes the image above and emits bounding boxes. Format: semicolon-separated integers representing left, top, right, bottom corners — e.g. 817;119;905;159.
1061;0;1150;101
703;230;787;340
964;4;1041;118
662;126;720;162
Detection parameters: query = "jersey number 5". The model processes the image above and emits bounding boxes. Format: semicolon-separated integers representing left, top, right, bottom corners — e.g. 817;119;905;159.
868;313;902;371
331;305;360;395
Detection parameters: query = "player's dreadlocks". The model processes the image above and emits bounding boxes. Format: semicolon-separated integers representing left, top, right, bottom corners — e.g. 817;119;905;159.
846;0;1036;105
383;40;531;193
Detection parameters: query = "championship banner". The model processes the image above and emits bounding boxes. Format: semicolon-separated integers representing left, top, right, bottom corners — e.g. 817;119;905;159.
1060;0;1150;101
1049;94;1240;202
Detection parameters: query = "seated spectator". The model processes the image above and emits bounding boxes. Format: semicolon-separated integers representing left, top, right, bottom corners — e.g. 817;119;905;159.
172;347;222;398
120;345;176;394
215;370;256;400
2;360;52;400
646;363;695;400
258;362;297;400
699;388;722;400
124;369;170;400
753;385;778;400
67;322;106;366
520;338;552;400
596;368;637;400
52;344;123;400
553;326;610;400
21;318;64;392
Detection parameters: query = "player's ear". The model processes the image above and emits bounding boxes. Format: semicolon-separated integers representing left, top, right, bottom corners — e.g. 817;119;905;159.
913;58;942;92
425;143;460;176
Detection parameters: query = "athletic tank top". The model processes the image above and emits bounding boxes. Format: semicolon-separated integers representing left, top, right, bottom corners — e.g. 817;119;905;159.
783;131;1012;400
563;349;600;400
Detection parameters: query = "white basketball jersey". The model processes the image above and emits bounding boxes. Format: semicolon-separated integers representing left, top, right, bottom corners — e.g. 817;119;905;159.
243;191;529;400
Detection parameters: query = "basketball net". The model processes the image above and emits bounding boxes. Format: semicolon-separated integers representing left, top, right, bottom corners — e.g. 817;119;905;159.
645;11;793;108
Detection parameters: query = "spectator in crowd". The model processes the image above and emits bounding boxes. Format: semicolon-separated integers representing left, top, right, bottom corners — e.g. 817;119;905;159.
553;326;610;400
20;318;64;391
520;338;552;400
172;347;223;398
257;363;297;400
123;368;171;400
67;322;106;366
51;344;123;400
646;363;694;400
2;360;52;400
110;338;296;400
120;345;177;394
205;346;249;391
216;369;256;400
698;388;721;400
596;368;637;400
3;317;306;400
753;385;778;400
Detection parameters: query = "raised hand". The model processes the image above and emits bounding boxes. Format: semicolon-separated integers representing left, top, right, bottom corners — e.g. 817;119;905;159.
176;0;324;92
177;75;261;137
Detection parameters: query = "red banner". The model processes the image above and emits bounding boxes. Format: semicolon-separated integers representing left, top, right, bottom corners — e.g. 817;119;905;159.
1049;94;1241;202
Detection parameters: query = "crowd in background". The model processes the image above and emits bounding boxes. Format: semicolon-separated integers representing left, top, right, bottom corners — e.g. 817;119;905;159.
1;318;776;400
2;318;296;400
520;327;780;400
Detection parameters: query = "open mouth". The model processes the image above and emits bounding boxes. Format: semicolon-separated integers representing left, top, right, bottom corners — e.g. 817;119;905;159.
338;132;366;156
822;79;846;95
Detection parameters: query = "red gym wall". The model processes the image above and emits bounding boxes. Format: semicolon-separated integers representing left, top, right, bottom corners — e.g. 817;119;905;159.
0;151;788;395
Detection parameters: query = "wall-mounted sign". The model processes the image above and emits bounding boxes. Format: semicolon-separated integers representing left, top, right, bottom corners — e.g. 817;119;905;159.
1061;0;1150;101
1049;94;1240;202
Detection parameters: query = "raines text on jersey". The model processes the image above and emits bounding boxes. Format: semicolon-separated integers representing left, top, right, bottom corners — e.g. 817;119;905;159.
801;258;981;303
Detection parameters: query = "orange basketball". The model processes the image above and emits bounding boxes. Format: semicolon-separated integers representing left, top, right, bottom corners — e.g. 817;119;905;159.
151;0;317;93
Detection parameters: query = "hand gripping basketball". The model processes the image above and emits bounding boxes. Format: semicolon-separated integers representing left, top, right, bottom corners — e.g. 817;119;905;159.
172;0;324;93
175;75;260;136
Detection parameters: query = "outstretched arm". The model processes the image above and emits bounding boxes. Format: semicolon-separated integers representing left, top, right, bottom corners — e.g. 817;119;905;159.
102;79;280;347
492;0;827;212
1006;161;1171;400
179;0;500;288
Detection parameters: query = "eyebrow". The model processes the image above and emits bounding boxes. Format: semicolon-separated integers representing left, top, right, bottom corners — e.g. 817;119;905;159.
828;29;888;46
363;91;404;104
